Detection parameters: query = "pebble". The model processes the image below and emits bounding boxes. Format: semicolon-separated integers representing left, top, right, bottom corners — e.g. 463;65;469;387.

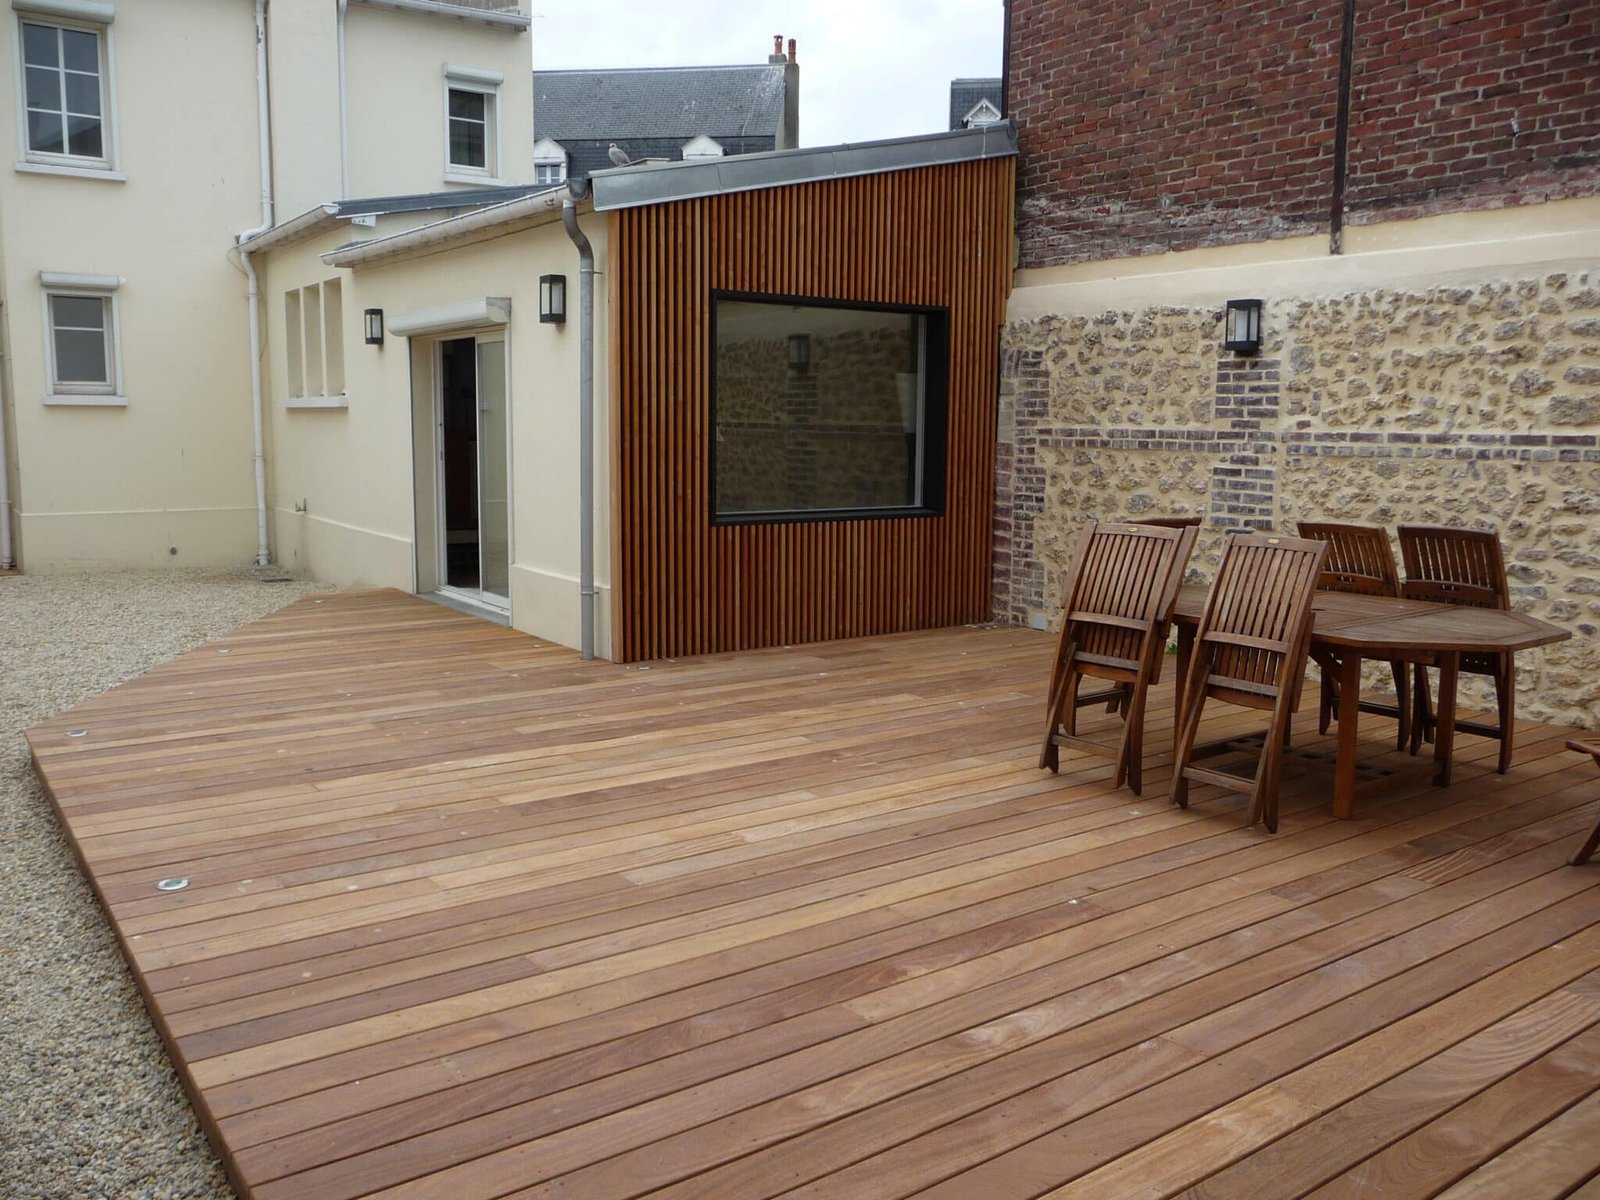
1;569;330;1199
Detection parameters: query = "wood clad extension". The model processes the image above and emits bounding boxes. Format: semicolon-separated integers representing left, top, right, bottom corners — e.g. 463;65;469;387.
609;157;1016;662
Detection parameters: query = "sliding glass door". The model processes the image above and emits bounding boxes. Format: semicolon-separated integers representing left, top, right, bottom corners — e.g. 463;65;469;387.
436;334;509;610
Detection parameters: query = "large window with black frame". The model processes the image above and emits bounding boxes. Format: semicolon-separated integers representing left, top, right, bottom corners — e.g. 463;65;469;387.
711;294;947;523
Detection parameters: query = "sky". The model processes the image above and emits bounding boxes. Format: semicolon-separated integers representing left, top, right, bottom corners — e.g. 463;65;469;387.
529;0;1005;147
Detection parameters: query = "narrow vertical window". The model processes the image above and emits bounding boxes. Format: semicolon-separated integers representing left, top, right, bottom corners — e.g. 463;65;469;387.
21;19;107;164
285;290;303;398
323;279;345;396
302;284;324;397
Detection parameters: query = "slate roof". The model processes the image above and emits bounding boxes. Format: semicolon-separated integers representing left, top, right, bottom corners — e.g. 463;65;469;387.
554;136;778;184
949;77;1002;130
535;64;788;178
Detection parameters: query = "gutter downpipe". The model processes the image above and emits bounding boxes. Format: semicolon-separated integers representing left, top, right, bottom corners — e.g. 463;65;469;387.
562;187;595;660
0;353;13;568
238;0;274;567
337;0;350;199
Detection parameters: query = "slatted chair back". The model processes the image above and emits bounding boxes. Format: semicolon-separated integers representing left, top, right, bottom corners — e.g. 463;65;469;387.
1297;521;1400;598
1398;525;1508;610
1398;524;1516;773
1040;520;1198;794
1171;533;1328;830
1296;520;1410;749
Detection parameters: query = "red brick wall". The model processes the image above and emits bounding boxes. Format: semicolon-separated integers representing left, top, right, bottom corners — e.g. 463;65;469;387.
1011;0;1600;268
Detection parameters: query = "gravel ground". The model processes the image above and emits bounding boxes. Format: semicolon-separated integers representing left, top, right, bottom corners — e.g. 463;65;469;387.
1;569;331;1200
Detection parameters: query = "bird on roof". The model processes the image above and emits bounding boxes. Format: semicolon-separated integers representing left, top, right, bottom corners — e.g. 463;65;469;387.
607;143;632;167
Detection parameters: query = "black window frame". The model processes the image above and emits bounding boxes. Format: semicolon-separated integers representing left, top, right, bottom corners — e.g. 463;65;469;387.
708;289;950;527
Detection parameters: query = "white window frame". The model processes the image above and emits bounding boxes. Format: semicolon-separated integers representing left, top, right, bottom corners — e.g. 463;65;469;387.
532;136;566;186
13;5;121;180
443;64;502;184
281;279;350;410
40;270;123;405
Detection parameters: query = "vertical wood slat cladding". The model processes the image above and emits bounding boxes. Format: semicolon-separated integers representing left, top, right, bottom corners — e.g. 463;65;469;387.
610;157;1016;662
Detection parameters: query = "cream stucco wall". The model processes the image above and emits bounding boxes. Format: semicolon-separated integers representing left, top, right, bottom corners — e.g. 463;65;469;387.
0;0;262;570
261;208;613;658
343;4;534;200
0;0;534;572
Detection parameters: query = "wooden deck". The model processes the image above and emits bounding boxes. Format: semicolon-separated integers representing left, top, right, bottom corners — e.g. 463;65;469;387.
27;588;1600;1200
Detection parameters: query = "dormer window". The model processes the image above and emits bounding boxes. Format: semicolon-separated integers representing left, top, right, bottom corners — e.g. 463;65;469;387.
962;99;1002;128
532;137;567;186
681;134;725;160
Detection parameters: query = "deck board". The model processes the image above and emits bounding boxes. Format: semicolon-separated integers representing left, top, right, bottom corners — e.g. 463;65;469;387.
27;588;1600;1200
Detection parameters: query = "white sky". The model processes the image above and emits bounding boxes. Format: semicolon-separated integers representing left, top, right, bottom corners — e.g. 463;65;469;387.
529;0;1005;147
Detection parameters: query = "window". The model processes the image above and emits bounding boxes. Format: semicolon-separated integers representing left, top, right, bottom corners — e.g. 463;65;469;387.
20;17;109;165
712;294;948;522
41;272;122;403
284;279;345;405
443;65;501;180
532;136;567;186
448;88;489;169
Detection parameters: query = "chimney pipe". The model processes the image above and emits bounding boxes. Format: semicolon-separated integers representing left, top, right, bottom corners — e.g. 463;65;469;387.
770;33;783;62
787;37;796;64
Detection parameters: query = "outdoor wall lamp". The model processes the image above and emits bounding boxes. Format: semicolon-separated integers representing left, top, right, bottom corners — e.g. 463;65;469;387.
1224;298;1263;356
363;308;384;346
539;274;567;324
788;333;811;371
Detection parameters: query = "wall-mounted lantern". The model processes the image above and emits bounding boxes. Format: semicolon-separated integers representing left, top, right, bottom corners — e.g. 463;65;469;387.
539;274;567;324
363;308;384;346
788;333;811;371
1224;298;1263;356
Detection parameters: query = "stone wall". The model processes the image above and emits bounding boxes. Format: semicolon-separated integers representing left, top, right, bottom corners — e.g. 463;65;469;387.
995;268;1600;727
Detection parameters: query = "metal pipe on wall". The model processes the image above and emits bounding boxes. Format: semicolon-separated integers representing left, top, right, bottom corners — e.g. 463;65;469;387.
563;190;596;660
237;0;275;568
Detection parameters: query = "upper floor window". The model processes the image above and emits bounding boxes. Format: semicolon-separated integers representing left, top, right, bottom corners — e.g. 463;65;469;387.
448;88;489;169
443;65;502;181
20;17;109;165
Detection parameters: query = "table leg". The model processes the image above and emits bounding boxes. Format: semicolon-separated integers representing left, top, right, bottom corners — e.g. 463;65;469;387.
1174;624;1195;759
1433;652;1459;787
1334;650;1362;819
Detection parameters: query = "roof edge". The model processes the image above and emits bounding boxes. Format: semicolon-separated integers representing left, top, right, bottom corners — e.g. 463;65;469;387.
321;188;574;269
238;205;342;254
590;122;1018;212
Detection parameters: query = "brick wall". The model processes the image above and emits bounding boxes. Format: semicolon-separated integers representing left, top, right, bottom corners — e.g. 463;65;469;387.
1011;0;1600;268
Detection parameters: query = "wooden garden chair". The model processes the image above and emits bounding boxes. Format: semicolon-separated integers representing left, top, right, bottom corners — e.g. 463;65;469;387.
1171;533;1327;832
1568;739;1600;866
1398;525;1515;773
1297;521;1410;750
1086;515;1204;714
1039;520;1198;795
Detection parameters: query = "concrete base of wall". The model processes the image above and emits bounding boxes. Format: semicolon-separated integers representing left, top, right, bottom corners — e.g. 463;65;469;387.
16;507;258;571
272;506;413;589
510;562;614;662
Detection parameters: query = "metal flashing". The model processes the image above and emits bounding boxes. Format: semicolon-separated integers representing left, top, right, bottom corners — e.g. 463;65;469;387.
589;122;1018;212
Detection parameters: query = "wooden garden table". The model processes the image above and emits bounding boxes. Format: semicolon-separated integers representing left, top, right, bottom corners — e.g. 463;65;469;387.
1171;586;1569;819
